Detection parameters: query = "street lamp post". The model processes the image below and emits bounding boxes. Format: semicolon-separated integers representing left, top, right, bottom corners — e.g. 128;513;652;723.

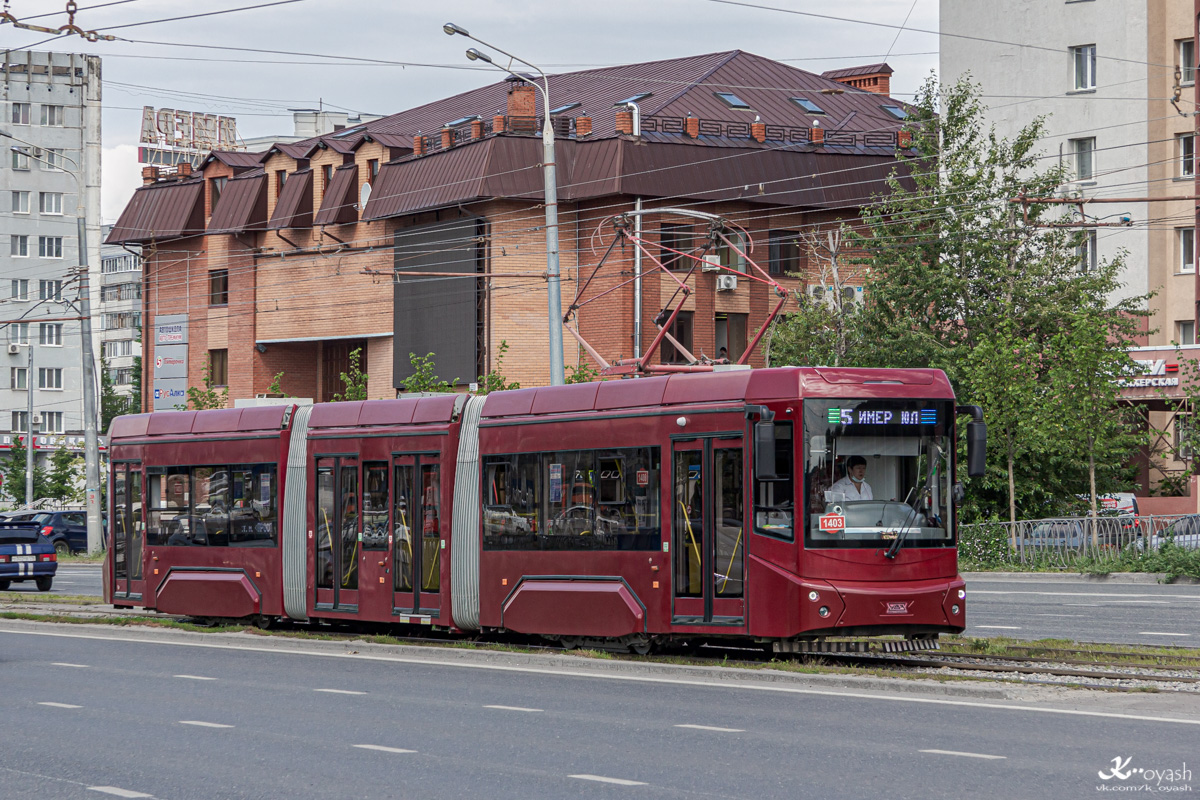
444;23;565;386
4;135;103;554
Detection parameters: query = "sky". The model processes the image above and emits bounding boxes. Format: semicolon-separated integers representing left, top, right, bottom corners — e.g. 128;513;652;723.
1;0;940;223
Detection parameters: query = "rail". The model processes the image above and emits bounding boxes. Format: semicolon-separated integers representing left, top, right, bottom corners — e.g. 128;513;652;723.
959;514;1193;568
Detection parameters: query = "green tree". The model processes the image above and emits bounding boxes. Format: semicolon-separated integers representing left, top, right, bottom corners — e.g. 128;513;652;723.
402;352;455;394
565;361;602;384
0;435;49;504
475;341;521;394
333;348;368;402
45;446;84;504
128;354;143;415
184;359;229;410
100;354;134;432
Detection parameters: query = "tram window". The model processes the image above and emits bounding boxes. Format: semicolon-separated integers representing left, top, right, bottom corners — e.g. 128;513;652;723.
362;462;389;550
420;465;440;592
340;465;359;590
146;466;190;546
316;467;335;589
754;422;795;541
483;454;542;549
543;451;595;542
193;467;229;546
228;464;278;546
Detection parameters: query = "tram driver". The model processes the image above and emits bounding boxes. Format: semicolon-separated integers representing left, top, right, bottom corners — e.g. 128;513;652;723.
829;455;873;501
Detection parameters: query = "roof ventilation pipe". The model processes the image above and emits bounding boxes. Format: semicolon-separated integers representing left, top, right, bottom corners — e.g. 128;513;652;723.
625;101;641;137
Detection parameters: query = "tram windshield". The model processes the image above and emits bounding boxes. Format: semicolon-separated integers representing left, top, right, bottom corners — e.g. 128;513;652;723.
804;399;954;550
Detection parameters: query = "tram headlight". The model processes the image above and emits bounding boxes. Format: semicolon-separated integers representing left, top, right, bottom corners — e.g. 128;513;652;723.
957;589;966;600
818;606;830;618
951;604;960;615
808;590;820;602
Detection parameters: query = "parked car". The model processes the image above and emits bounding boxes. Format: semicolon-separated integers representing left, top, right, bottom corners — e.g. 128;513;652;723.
1017;517;1127;551
1139;514;1200;552
0;509;107;556
0;519;57;591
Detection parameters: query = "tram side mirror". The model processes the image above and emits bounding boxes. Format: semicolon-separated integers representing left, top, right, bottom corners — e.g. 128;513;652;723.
966;420;987;478
755;421;777;480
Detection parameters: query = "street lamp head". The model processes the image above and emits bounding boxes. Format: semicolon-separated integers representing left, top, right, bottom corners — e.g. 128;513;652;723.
443;22;469;37
465;48;492;63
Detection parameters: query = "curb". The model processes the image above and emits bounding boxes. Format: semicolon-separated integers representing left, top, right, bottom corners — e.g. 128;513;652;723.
964;571;1200;585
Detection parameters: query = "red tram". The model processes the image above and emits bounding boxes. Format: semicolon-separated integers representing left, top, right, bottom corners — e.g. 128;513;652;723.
105;367;985;653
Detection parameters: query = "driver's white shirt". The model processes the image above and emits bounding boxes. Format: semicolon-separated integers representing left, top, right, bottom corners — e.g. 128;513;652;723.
829;476;873;501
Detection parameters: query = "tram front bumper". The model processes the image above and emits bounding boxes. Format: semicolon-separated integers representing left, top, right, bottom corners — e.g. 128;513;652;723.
807;576;966;635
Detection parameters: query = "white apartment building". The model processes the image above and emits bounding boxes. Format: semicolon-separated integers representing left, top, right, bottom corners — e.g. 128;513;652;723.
1;51;102;470
100;223;141;401
941;0;1194;344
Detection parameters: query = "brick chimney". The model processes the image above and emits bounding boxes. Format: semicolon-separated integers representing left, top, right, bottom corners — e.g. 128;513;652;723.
441;126;454;150
470;118;485;140
413;133;426;156
493;114;506;134
142;166;159;185
177;162;192;178
811;120;824;144
507;80;537;120
820;63;893;96
575;115;592;137
615;109;634;135
751;118;766;143
897;130;912;149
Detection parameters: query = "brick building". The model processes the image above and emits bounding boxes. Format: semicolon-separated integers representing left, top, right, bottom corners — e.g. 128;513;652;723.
106;50;913;410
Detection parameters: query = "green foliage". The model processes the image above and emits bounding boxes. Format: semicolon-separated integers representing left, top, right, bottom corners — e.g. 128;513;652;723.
128;354;142;415
100;354;137;432
46;447;84;504
0;435;49;504
332;348;368;402
1075;541;1200;581
475;341;520;394
403;352;456;394
565;361;602;384
267;371;287;397
767;291;858;368
184;359;229;410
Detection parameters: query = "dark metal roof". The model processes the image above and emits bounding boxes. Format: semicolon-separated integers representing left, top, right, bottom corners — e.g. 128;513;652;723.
363;140;497;220
207;172;267;234
313;164;359;226
821;63;894;79
106;179;205;244
267;168;313;230
202;150;265;171
364;132;412;150
258;141;322;162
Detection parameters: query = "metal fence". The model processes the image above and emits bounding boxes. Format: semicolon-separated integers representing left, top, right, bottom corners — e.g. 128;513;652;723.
958;514;1190;568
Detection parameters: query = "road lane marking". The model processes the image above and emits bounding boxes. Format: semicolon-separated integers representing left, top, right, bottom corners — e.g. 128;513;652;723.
974;626;1021;630
484;704;542;712
675;724;744;732
174;675;216;681
88;788;153;798
570;775;647;786
354;744;416;754
12;626;1200;727
920;749;1006;760
1139;632;1191;637
314;688;366;695
1035;614;1082;617
52;662;89;668
971;590;1200;600
38;702;81;709
179;720;233;728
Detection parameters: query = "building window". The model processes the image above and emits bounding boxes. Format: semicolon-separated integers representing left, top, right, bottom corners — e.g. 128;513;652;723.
209;270;229;306
10;235;28;258
39;191;63;215
110;367;134;386
11;149;30;170
368;159;379;184
9;323;28;345
209;349;228;386
39;323;62;346
42;411;63;434
276;170;287;194
11;191;29;214
209;176;227;209
1070;137;1095;181
1178;320;1197;346
104;339;135;358
10;368;27;391
659;223;694;271
11;279;28;301
12;412;28;433
1071;44;1097;90
661;310;694;365
101;283;142;302
1175;414;1195;461
40;104;65;126
102;253;141;273
714;91;751;109
39;237;63;259
768;230;801;277
38;367;63;390
1180;227;1195;274
322;164;333;197
1181;134;1195;178
1180;39;1196;86
103;312;141;330
717;236;747;272
39;279;63;301
881;105;909;120
790;98;824;114
10;102;30;125
40;148;64;171
1077;229;1097;273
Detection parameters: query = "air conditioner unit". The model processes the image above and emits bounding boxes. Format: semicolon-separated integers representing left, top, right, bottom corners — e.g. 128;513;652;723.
31;413;41;425
701;255;722;272
7;344;20;355
716;274;737;291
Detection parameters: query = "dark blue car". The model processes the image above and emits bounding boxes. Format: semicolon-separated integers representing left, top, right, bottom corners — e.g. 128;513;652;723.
0;520;57;591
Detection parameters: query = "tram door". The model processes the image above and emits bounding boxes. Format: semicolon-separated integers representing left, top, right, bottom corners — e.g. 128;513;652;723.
357;462;392;620
392;454;442;617
671;438;746;626
314;457;359;611
111;462;144;602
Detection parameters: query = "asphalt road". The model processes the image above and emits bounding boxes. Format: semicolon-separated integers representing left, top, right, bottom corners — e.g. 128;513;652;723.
1;622;1197;800
964;576;1200;647
1;565;102;598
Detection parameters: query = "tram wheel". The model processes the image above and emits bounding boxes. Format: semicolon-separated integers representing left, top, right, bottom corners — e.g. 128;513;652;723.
560;637;582;651
254;616;274;630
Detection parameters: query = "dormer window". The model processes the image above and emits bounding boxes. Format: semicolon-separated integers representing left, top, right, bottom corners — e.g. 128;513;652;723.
446;115;479;128
550;102;581;114
791;98;825;114
332;125;365;139
714;92;751;110
882;105;908;120
615;92;652;106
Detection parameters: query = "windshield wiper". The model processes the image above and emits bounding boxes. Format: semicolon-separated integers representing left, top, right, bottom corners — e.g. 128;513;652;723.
885;444;942;559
